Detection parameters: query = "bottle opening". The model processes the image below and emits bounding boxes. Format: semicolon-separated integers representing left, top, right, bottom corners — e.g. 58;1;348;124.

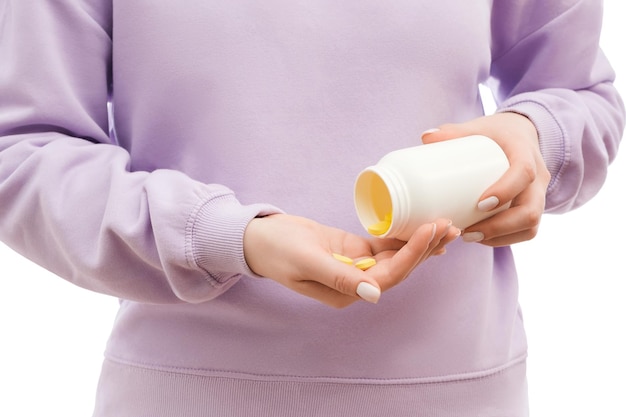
354;170;393;237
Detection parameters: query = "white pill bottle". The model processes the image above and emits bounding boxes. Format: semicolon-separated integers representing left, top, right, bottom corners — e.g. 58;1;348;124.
354;135;510;241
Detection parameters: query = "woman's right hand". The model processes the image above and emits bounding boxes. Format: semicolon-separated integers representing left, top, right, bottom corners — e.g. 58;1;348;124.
243;214;460;308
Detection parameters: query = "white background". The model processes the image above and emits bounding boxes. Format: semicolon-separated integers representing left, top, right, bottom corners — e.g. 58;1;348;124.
1;2;625;416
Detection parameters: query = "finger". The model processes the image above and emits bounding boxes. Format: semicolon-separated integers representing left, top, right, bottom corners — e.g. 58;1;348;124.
479;228;539;247
463;184;545;245
302;253;382;305
292;280;361;309
429;222;462;254
420;124;470;144
368;236;407;254
384;218;455;285
465;205;538;241
471;210;541;247
432;247;447;256
476;139;540;210
475;161;534;212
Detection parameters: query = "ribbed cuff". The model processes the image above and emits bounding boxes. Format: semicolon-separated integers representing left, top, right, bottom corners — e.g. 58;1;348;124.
186;191;282;287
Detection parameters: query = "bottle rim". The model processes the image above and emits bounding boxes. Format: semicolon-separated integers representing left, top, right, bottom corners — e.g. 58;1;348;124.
354;165;409;239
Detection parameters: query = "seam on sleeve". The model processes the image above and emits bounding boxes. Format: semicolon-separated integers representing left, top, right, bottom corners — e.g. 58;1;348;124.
491;0;584;63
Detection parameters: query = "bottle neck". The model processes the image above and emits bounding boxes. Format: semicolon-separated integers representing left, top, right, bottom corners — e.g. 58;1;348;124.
355;164;411;240
375;165;411;240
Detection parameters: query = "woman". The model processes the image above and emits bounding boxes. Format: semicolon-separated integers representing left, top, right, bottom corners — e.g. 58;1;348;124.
0;1;623;416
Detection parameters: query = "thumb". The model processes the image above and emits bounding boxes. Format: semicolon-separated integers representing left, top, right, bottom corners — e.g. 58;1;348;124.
323;256;382;304
297;252;382;306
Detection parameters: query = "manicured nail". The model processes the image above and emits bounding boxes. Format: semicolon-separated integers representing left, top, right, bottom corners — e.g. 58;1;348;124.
357;282;381;304
477;196;499;212
462;231;484;243
421;128;440;138
428;223;437;243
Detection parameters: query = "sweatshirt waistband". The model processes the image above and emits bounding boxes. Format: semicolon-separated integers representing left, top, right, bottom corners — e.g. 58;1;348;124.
93;357;529;417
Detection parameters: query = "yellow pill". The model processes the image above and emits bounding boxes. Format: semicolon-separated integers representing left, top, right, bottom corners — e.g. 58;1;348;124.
332;253;354;265
367;220;389;235
367;213;392;236
354;258;377;271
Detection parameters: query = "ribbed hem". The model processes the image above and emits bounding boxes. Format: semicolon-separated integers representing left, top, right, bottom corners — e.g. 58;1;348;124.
93;358;529;417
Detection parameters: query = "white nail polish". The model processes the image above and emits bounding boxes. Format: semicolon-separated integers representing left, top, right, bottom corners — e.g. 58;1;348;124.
477;196;499;212
356;282;381;304
429;223;437;243
462;231;484;243
420;128;440;138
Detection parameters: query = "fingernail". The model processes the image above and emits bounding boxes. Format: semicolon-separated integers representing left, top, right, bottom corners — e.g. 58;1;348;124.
462;231;484;243
420;128;440;138
428;223;437;243
477;196;499;212
357;282;381;304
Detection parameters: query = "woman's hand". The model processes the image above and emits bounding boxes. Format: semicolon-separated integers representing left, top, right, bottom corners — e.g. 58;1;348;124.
243;214;460;308
422;112;551;247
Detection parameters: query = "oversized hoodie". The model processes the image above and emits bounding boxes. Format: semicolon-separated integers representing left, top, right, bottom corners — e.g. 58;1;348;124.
0;1;623;416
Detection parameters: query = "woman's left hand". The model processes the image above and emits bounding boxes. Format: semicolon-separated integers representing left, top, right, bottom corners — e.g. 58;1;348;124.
421;112;552;247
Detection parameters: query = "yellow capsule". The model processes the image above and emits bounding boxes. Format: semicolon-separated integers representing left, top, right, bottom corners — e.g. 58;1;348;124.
367;213;392;236
354;257;377;271
367;220;389;235
332;253;354;265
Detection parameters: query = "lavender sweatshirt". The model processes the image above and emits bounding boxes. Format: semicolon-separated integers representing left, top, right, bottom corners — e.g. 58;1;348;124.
1;1;623;416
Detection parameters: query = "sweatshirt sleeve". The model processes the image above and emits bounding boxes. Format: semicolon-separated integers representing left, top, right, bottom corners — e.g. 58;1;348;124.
0;1;281;304
488;0;625;213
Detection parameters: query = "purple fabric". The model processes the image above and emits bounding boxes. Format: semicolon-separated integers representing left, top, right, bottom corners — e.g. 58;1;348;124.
1;1;623;415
